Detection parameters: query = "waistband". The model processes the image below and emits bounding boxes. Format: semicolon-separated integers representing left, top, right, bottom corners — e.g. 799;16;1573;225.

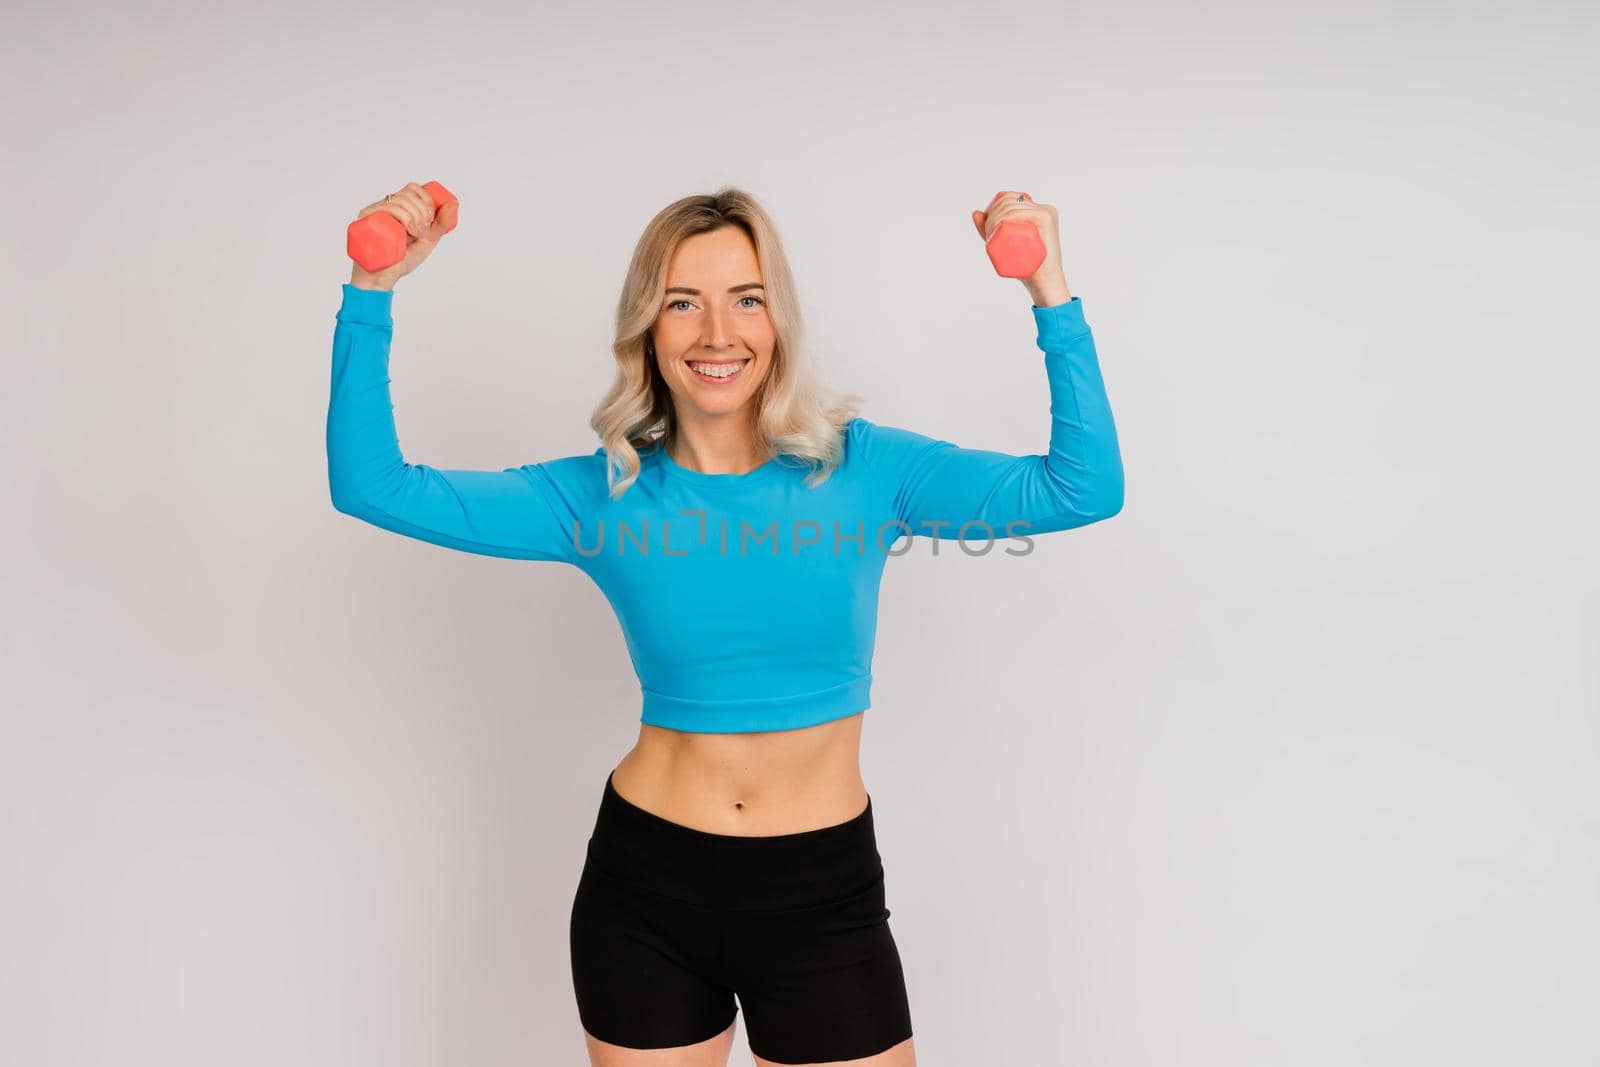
584;769;883;911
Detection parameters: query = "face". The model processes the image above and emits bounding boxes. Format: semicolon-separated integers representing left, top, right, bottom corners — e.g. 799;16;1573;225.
651;226;774;421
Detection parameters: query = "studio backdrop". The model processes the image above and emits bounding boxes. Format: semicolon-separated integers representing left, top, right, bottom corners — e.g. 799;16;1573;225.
3;2;1596;1065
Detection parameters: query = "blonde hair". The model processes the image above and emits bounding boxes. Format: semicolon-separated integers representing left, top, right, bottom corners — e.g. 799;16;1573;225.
589;186;863;498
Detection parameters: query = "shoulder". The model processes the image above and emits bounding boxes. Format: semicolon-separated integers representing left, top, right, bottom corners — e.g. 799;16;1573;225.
846;416;945;475
511;448;612;506
547;448;611;475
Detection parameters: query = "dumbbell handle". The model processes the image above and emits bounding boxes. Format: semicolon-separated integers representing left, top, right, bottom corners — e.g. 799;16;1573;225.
346;181;459;273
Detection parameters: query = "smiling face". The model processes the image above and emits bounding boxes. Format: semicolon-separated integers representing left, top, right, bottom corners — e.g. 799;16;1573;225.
651;226;775;423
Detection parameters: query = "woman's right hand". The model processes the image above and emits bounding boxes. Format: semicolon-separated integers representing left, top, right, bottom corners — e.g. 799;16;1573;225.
348;181;460;291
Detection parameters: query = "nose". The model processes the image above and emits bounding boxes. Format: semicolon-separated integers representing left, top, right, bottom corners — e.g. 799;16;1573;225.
698;307;739;351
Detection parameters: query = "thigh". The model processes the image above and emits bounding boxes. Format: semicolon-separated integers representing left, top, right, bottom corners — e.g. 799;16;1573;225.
726;871;916;1065
584;1018;739;1067
569;863;739;1054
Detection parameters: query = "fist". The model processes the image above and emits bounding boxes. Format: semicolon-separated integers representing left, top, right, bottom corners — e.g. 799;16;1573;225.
349;181;460;287
971;191;1065;290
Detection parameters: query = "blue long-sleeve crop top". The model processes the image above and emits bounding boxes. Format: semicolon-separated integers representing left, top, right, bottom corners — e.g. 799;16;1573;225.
327;283;1123;733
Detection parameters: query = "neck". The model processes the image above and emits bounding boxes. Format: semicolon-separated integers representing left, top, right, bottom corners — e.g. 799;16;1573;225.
668;413;769;475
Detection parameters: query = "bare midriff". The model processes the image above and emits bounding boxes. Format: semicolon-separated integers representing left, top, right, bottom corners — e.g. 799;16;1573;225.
609;710;871;836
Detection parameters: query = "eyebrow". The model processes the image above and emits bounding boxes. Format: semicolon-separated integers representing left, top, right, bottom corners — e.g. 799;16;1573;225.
663;283;766;296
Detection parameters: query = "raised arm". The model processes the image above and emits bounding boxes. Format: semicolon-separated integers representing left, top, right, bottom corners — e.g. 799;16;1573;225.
326;283;581;564
853;295;1124;541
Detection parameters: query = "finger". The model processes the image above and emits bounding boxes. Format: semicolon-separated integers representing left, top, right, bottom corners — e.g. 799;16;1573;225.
415;188;449;238
405;188;431;239
356;194;420;238
983;198;1045;240
983;200;1024;240
390;199;422;239
386;186;422;239
987;190;1036;213
367;198;413;234
369;191;414;237
406;182;438;235
981;191;1024;239
358;196;401;220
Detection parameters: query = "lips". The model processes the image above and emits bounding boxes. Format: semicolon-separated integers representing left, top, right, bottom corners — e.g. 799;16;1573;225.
687;358;750;384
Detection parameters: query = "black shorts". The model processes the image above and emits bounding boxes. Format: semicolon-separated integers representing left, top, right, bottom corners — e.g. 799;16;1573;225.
569;769;914;1063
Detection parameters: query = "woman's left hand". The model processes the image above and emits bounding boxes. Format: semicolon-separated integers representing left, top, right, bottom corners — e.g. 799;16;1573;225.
971;191;1072;306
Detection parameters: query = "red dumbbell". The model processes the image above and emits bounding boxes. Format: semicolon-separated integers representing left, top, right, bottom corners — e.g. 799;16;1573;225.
346;180;459;273
983;190;1047;279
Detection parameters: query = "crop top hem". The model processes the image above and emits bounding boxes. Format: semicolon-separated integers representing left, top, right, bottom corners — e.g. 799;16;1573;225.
639;674;872;733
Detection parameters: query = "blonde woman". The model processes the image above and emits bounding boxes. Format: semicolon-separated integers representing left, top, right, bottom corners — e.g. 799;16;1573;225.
326;183;1124;1066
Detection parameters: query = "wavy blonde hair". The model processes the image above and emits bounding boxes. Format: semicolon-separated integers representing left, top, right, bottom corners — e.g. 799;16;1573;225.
589;187;863;498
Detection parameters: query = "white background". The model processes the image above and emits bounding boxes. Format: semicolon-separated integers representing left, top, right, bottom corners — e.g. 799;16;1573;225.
4;1;1596;1063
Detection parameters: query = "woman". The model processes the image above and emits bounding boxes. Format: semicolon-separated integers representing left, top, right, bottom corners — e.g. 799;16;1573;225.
326;183;1124;1066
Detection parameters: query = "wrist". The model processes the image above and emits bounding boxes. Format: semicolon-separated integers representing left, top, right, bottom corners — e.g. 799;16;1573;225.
349;267;395;292
1025;275;1072;308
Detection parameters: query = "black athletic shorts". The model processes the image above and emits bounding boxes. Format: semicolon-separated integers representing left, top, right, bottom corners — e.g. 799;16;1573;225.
569;769;914;1063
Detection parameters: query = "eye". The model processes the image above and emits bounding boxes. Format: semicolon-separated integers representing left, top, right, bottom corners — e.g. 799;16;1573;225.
665;296;766;312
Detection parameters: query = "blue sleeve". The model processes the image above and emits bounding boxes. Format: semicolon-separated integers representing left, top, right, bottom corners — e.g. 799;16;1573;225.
325;284;582;564
852;296;1124;540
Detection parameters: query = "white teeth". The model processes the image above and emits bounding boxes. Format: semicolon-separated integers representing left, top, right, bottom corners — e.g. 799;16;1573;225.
689;359;748;379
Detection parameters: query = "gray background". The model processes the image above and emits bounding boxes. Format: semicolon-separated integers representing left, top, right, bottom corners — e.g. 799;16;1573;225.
4;1;1597;1064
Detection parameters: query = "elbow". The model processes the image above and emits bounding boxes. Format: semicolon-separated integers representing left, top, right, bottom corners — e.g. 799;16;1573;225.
327;453;387;520
1043;458;1124;526
329;488;362;520
1089;472;1124;522
1024;479;1122;537
1082;446;1125;523
1071;486;1122;527
328;470;369;520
